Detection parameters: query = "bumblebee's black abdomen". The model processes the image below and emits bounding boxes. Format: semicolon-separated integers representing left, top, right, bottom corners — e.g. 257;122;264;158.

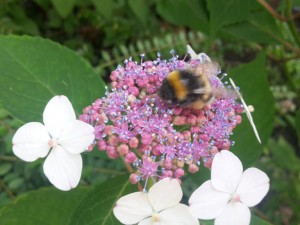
159;79;176;101
179;70;204;91
158;69;213;109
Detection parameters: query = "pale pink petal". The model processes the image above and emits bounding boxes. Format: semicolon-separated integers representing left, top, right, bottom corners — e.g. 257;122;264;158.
148;178;182;212
159;204;199;225
229;78;261;143
12;122;50;162
236;168;270;207
43;96;76;139
211;150;243;193
113;192;153;224
189;180;230;219
215;202;250;225
59;120;95;154
43;146;82;191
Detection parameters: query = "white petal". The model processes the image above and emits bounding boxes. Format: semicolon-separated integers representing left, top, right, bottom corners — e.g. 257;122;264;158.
211;150;243;193
148;178;182;212
138;218;152;225
236;168;270;207
43;96;76;139
159;204;199;225
189;180;230;219
187;45;198;59
12;122;50;162
215;202;250;225
43;146;82;191
113;192;153;225
59;120;95;154
197;53;212;63
229;78;261;143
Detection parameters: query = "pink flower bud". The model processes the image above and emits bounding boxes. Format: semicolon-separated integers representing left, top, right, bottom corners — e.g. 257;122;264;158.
174;168;184;178
163;158;173;170
188;164;199;173
130;173;140;184
129;137;139;148
117;144;129;155
125;152;137;164
97;140;107;151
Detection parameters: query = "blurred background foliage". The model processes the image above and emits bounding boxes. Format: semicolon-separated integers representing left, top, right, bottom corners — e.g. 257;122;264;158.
0;0;300;224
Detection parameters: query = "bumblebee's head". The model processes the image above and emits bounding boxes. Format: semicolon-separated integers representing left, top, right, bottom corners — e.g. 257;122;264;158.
158;79;176;101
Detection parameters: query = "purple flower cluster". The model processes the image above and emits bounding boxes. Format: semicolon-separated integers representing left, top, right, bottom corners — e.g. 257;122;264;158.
80;51;243;184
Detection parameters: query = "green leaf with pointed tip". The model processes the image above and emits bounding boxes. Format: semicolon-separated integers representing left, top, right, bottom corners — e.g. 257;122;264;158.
92;0;115;19
0;35;105;123
51;0;75;18
68;174;136;225
228;53;275;167
223;10;282;43
207;0;252;34
128;0;149;26
156;0;209;32
0;187;91;225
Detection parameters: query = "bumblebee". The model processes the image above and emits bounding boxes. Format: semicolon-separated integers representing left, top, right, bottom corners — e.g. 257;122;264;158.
158;63;221;109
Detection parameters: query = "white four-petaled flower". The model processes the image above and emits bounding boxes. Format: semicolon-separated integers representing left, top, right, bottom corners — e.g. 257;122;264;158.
12;95;95;191
113;178;199;225
189;150;269;225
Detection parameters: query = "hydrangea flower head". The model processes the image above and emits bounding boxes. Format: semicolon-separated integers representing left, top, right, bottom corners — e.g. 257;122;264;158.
189;150;270;225
80;46;246;184
12;96;95;191
113;178;199;225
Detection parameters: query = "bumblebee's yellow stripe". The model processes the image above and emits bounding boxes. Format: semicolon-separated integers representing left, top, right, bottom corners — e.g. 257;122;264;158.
167;71;187;101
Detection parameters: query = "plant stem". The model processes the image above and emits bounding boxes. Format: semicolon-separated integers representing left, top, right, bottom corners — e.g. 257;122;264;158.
257;0;287;21
0;155;17;161
285;0;300;49
0;179;15;200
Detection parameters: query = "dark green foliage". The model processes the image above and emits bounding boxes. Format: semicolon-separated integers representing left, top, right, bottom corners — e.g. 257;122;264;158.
0;0;300;224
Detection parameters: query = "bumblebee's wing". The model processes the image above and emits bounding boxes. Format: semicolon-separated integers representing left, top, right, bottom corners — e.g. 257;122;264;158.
193;62;219;79
193;87;210;94
229;78;261;144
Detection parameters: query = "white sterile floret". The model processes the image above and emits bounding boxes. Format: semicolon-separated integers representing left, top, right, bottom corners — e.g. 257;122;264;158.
12;95;95;191
229;78;261;143
189;150;269;225
113;178;199;225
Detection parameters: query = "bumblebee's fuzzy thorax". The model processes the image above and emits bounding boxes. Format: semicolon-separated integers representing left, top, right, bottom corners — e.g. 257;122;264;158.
158;69;214;109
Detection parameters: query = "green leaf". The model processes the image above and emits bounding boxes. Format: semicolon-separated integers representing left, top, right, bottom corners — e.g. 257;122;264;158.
92;0;115;19
0;187;91;225
0;163;12;176
228;53;275;167
0;35;105;123
200;220;214;225
68;174;136;225
296;108;300;145
251;215;273;225
269;137;300;172
223;9;281;43
128;0;149;26
50;0;75;18
207;0;252;34
156;0;209;32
